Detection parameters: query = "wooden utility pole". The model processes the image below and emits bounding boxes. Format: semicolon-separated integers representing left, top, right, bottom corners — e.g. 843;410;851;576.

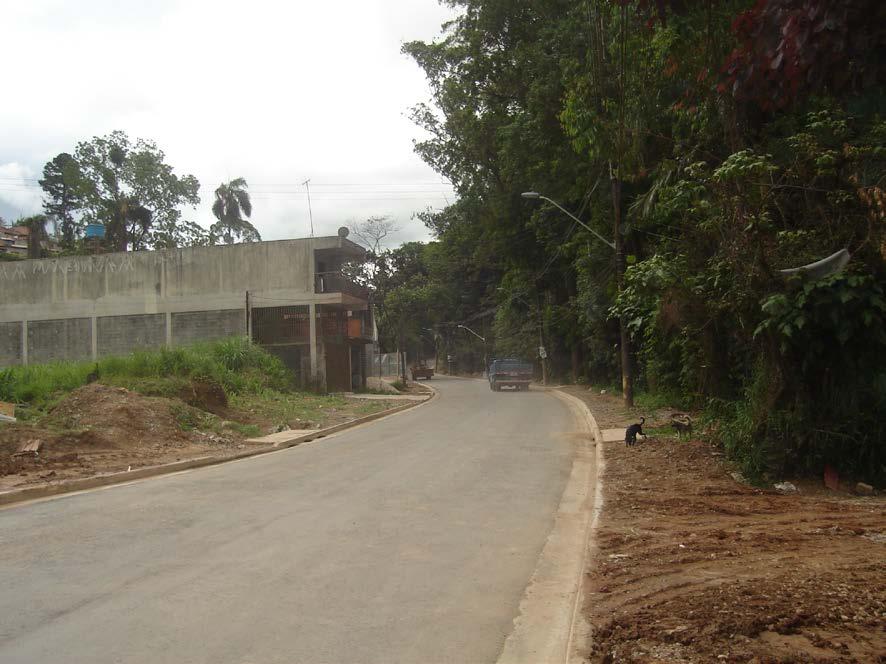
613;0;634;408
612;177;633;407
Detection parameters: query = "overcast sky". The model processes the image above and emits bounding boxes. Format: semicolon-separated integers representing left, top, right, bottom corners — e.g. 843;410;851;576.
0;0;458;248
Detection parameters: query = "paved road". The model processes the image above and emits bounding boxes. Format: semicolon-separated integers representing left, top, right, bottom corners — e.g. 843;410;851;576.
0;377;576;664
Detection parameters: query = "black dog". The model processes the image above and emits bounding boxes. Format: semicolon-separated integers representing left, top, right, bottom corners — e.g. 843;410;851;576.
625;416;646;446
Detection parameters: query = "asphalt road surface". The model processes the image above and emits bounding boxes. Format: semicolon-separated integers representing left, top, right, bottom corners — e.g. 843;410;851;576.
0;376;576;664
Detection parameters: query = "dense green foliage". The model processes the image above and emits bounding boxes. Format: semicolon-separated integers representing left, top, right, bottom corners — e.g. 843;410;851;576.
37;130;210;252
401;0;886;481
0;337;291;414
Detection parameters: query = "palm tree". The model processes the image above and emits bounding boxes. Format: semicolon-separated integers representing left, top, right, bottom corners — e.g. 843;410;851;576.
210;178;261;244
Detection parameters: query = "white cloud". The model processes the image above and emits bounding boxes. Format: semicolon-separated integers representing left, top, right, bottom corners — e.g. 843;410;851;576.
0;0;456;243
0;163;42;221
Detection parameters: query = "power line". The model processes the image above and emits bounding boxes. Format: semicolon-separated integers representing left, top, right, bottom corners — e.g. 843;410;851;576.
0;176;455;188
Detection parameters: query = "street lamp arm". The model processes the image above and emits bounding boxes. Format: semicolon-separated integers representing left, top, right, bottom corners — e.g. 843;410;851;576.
457;324;486;343
538;195;616;250
524;191;615;250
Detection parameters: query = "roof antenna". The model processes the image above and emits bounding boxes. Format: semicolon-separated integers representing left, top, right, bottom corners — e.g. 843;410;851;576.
302;178;314;237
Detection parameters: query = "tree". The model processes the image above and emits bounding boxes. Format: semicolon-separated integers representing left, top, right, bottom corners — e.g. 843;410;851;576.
210;178;261;244
72;131;202;251
20;215;49;259
348;216;399;254
39;153;85;250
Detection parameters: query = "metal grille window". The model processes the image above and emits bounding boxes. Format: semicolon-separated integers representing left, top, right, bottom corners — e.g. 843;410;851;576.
251;306;310;345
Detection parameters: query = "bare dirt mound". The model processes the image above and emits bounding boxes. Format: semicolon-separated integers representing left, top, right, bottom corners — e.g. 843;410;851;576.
48;383;191;447
561;388;886;664
1;383;248;490
179;379;228;415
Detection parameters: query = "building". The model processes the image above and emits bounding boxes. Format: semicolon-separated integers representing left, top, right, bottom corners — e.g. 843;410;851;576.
0;226;30;257
0;236;374;391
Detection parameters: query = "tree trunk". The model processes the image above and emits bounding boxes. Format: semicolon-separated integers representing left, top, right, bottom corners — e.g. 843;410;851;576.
571;346;580;384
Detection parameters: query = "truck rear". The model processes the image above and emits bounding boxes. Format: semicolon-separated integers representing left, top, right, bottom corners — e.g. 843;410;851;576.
488;359;533;391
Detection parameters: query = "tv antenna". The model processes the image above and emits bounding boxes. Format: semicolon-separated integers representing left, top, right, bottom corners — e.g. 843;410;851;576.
302;178;314;237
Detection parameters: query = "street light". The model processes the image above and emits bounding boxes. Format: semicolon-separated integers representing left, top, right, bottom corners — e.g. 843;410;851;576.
457;324;487;374
522;190;633;407
521;192;615;250
456;324;485;342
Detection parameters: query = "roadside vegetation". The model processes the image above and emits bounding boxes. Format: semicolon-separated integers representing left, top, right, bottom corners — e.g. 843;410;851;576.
0;337;290;416
0;337;396;431
0;338;402;490
354;0;886;486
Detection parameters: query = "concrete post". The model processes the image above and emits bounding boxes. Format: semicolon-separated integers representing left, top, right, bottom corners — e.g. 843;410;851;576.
309;303;318;380
165;312;172;348
91;316;98;360
21;320;28;366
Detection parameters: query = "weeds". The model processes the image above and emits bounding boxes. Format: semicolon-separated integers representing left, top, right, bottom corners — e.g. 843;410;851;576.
0;337;291;415
170;403;215;432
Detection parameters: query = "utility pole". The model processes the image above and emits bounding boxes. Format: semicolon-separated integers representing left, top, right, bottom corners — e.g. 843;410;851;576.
521;190;631;406
612;0;634;408
611;177;633;407
302;178;314;237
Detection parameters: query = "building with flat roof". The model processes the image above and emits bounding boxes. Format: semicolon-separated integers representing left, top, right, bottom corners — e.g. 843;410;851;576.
0;236;374;391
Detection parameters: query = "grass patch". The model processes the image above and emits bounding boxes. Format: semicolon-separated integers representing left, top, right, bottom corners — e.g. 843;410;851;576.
634;388;688;412
0;337;291;416
170;403;217;432
230;390;351;429
230;390;393;430
226;422;262;437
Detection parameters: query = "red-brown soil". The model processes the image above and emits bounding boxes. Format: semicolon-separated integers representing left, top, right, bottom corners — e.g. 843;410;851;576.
1;383;401;494
0;384;244;491
561;387;886;664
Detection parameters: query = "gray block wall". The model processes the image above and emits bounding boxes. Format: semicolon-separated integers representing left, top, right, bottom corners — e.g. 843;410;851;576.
172;310;245;346
28;318;91;364
97;314;166;357
0;322;22;366
0;237;365;374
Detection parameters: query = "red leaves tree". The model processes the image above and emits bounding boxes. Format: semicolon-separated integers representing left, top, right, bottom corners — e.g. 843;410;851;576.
721;0;886;111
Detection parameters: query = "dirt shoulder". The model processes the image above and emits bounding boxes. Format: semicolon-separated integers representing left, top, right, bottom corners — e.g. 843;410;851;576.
1;383;402;494
561;386;885;664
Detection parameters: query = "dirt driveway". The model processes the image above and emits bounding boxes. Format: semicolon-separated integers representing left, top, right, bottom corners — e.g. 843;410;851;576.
561;387;885;663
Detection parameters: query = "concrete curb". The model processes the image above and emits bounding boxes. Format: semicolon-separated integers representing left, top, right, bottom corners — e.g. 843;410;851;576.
245;392;434;447
495;387;605;664
0;391;436;510
559;389;605;664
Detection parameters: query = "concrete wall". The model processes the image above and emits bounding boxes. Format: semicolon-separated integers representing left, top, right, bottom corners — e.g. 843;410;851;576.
0;238;332;321
27;318;92;364
171;310;246;345
97;313;166;357
0;322;22;366
0;236;365;368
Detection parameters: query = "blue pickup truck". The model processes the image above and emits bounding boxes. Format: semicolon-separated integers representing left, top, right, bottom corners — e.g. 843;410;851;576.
488;358;533;392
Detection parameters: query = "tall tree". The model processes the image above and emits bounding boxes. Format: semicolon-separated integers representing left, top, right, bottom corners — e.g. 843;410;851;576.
73;131;202;251
210;178;260;244
39;152;84;250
